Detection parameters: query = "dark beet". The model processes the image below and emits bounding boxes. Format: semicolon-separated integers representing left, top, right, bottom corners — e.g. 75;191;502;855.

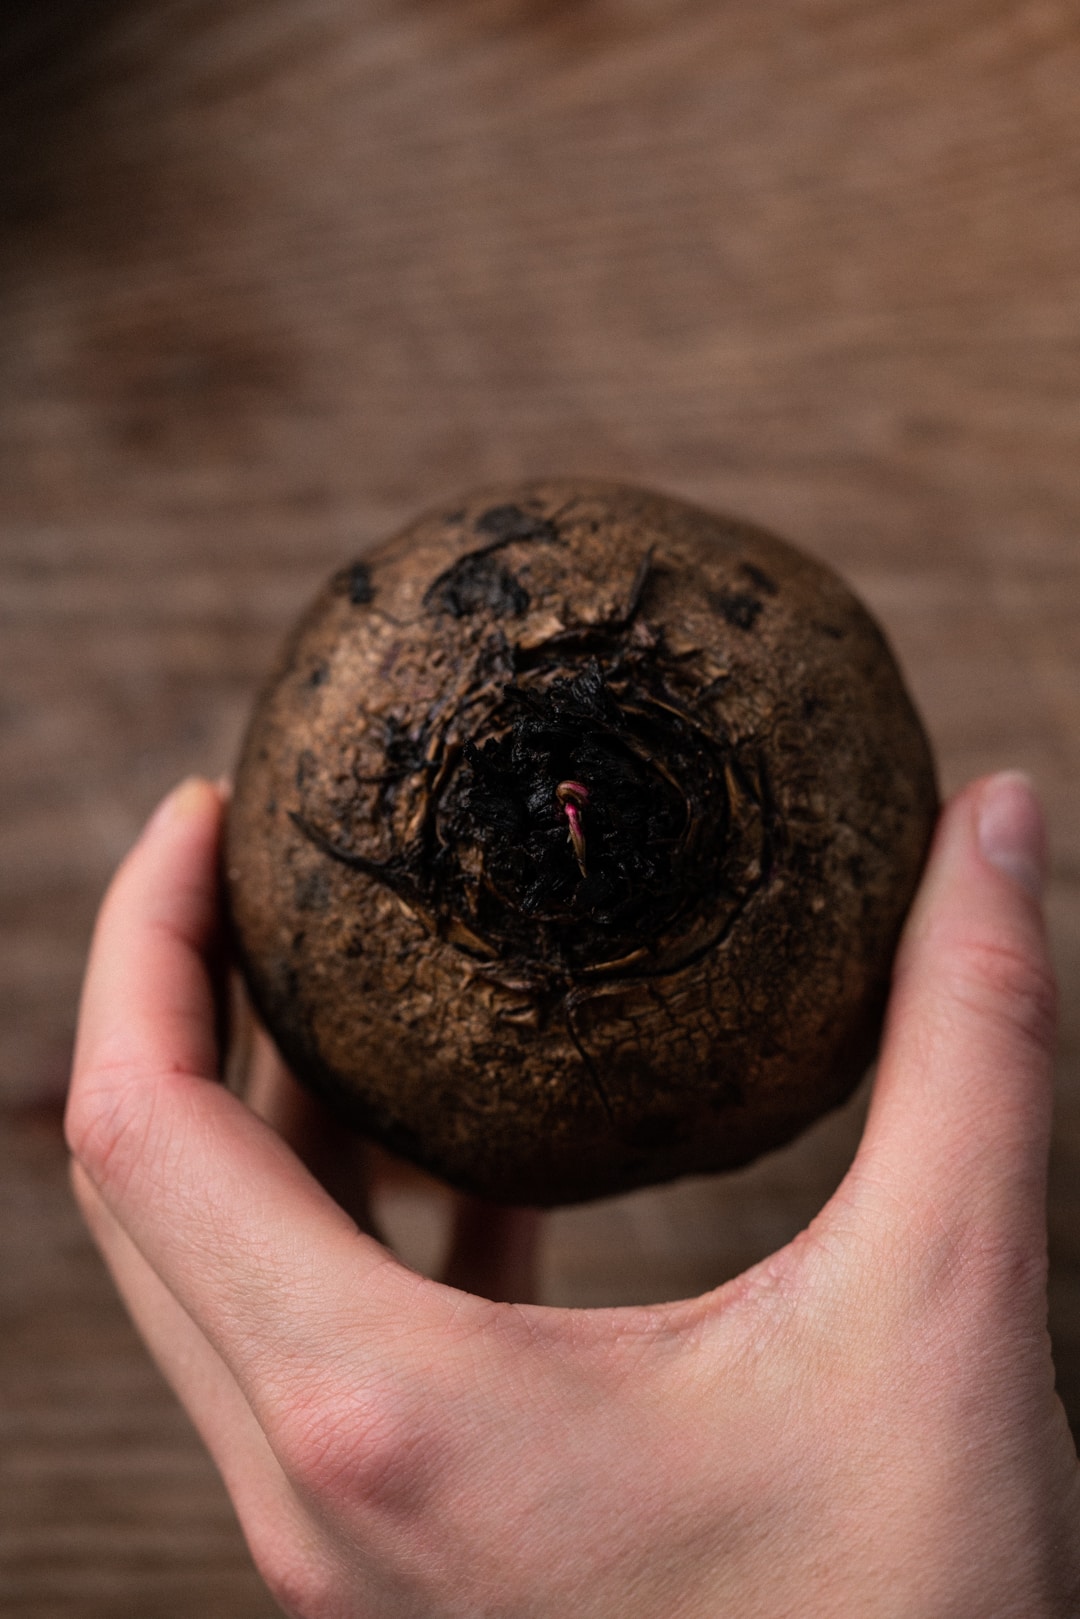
226;481;938;1206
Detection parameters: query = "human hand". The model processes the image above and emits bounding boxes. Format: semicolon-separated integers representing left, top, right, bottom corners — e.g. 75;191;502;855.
66;772;1080;1617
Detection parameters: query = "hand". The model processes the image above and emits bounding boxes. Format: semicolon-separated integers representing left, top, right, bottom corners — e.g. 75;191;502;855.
66;773;1080;1617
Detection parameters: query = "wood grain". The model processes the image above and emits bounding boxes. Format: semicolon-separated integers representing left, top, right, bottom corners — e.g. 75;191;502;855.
2;1;1079;1611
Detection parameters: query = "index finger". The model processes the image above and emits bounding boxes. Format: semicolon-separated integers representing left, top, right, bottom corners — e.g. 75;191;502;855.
71;777;227;1087
66;778;449;1403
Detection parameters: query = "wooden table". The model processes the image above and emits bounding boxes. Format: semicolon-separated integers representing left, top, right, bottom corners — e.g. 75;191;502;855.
3;2;1079;1612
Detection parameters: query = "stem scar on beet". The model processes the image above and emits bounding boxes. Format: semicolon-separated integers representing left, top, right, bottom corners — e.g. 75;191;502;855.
226;480;939;1206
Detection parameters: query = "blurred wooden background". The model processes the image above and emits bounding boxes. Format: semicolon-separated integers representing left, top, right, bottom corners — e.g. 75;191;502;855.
2;1;1079;1613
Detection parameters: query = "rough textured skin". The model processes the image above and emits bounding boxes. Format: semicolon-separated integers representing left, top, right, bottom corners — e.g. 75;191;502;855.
225;481;938;1206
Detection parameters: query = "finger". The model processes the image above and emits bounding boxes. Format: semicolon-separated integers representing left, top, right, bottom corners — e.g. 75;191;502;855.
69;1161;338;1599
66;778;454;1405
69;1160;295;1520
72;777;228;1086
842;772;1057;1266
441;1197;542;1304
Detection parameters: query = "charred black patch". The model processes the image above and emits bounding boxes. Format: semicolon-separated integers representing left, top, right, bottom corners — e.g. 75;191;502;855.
331;560;376;604
739;562;779;596
476;504;557;544
347;562;375;604
424;552;530;619
714;590;763;631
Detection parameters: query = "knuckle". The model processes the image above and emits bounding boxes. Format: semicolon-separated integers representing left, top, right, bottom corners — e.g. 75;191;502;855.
65;1066;150;1191
65;1065;187;1201
945;933;1059;1049
269;1379;430;1514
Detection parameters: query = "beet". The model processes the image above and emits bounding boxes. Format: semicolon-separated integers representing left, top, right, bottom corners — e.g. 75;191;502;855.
225;481;938;1206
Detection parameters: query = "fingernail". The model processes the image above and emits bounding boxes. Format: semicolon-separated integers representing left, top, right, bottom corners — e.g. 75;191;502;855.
977;772;1046;900
149;775;214;830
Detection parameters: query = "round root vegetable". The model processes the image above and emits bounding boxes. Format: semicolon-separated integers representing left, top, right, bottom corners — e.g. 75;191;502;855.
225;481;938;1206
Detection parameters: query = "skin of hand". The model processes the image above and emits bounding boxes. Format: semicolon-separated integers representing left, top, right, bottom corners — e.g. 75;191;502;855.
65;771;1080;1619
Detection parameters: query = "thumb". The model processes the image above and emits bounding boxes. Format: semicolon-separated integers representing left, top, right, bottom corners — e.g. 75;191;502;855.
844;771;1057;1264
